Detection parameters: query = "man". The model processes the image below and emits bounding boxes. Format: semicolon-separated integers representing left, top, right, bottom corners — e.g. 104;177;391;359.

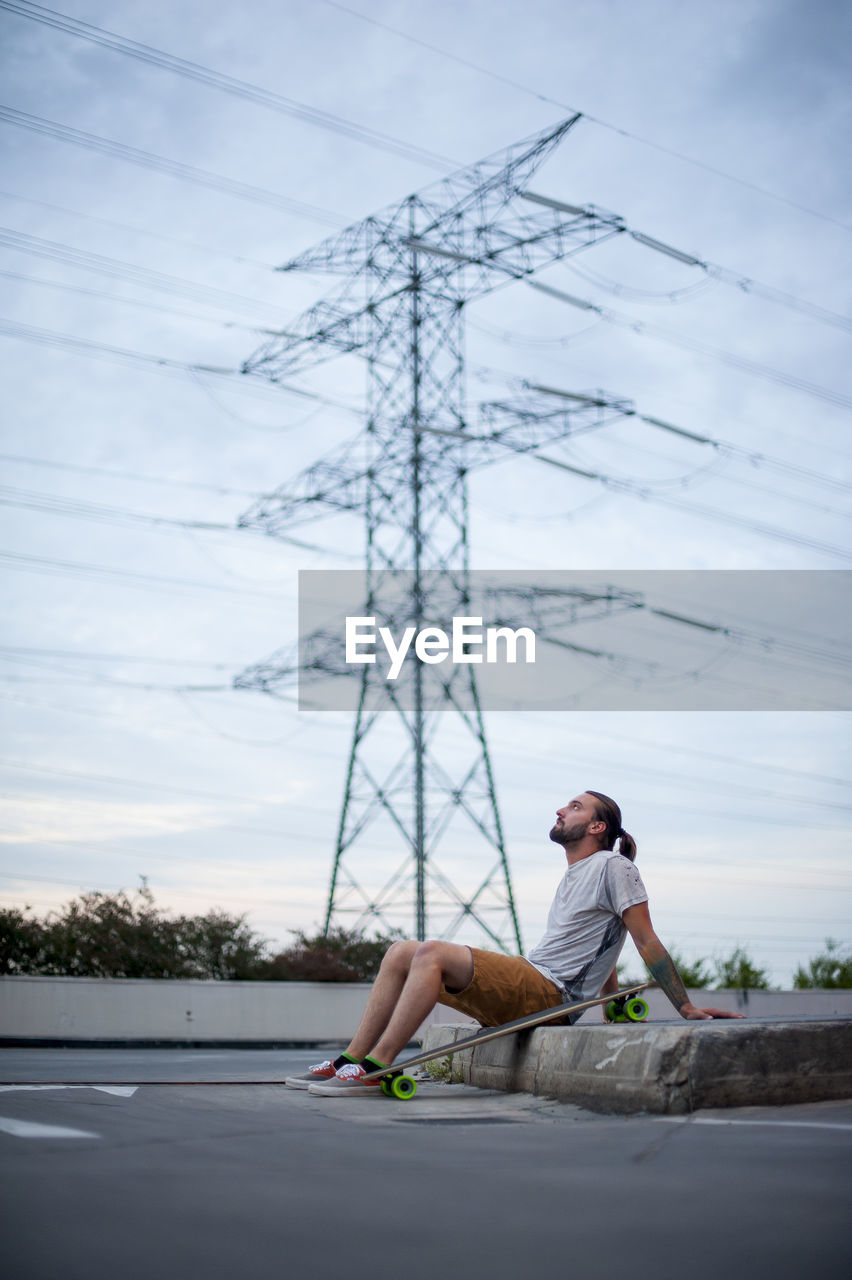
287;789;743;1096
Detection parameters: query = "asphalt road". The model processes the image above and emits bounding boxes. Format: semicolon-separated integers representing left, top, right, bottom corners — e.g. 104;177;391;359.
1;1048;849;1280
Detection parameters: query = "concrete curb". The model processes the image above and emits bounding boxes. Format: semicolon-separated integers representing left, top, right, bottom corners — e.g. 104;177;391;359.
419;1018;852;1113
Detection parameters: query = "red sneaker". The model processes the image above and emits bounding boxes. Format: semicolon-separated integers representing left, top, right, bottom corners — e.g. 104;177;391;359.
284;1059;341;1090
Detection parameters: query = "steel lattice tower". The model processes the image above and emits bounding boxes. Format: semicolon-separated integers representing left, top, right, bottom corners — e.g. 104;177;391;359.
235;116;628;951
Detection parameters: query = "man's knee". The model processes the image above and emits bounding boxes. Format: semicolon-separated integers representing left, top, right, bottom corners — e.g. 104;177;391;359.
411;939;444;966
413;939;473;988
381;939;419;972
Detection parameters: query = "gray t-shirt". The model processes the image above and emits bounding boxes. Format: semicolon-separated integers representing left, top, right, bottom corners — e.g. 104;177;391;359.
526;851;648;1005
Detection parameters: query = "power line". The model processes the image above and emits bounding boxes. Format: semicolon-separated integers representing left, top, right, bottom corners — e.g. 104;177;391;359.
3;675;844;814
0;225;285;318
0;548;291;601
0;315;254;373
623;407;852;495
0;481;343;554
0;755;288;806
0;798;423;849
556;724;852;793
525;278;852;413
0;267;266;333
0;686;300;743
565;256;852;338
318;0;852;235
0;669;231;694
545;427;852;522
426;419;852;563
537;450;852;561
0;105;350;225
0;1;456;171
0;316;363;419
494;394;852;518
0;188;277;270
475;330;852;470
0;452;269;499
0;644;235;668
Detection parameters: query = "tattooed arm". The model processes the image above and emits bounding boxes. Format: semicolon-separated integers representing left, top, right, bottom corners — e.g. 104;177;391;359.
621;902;744;1020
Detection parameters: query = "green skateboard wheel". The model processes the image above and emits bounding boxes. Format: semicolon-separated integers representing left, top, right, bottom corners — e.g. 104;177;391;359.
391;1074;417;1100
625;997;649;1022
380;1078;394;1096
605;1000;620;1021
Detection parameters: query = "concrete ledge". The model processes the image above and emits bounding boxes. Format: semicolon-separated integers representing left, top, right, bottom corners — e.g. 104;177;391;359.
419;1018;852;1114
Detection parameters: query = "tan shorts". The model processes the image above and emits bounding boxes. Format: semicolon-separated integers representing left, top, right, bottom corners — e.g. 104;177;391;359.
437;947;565;1027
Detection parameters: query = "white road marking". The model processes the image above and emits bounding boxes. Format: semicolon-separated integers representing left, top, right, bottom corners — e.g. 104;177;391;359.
0;1084;137;1097
656;1116;852;1133
0;1115;100;1139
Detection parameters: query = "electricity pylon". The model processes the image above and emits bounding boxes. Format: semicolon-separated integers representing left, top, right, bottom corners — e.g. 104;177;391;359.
236;116;627;951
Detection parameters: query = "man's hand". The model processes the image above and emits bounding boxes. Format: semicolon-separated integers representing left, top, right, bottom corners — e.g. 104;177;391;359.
680;1003;745;1020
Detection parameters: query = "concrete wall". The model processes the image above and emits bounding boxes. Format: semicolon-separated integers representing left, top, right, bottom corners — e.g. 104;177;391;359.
1;976;850;1045
0;975;471;1045
421;1017;852;1113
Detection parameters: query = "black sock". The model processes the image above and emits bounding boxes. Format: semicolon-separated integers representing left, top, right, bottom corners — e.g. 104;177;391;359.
360;1054;390;1073
332;1052;359;1070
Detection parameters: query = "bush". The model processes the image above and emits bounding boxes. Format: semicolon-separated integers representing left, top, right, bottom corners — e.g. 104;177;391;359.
0;907;51;975
793;939;852;989
0;890;268;980
0;892;401;982
262;926;403;981
712;946;772;990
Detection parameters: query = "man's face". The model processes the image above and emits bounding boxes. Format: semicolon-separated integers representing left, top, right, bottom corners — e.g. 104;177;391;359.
549;793;600;846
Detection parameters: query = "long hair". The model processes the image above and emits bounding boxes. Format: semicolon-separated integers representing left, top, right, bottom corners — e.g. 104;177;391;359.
586;790;637;862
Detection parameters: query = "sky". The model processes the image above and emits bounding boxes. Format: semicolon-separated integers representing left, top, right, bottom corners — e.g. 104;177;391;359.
0;0;850;987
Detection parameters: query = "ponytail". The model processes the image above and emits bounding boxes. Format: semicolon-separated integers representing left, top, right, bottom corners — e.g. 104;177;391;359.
617;828;637;863
585;789;638;862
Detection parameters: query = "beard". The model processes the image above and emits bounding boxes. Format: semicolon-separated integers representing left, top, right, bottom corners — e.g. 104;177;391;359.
549;818;589;846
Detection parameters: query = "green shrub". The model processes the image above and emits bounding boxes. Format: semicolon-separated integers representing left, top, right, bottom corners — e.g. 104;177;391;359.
712;946;772;990
0;892;399;981
793;939;852;989
262;926;403;981
0;890;267;980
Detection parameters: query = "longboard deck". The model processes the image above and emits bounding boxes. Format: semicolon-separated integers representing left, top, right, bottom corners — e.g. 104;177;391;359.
362;982;651;1083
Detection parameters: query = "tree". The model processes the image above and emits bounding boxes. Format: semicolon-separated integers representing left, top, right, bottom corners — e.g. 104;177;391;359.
173;908;270;980
262;926;403;981
0;890;268;980
712;946;772;990
0;892;400;981
793;939;852;989
0;906;49;975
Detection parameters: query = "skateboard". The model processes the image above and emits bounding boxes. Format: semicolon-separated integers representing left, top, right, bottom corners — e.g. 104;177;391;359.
363;982;650;1099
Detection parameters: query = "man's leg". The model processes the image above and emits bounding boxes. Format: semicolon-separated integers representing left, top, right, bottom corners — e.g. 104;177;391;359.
340;940;420;1060
306;940;474;1095
357;940;474;1066
285;941;421;1089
